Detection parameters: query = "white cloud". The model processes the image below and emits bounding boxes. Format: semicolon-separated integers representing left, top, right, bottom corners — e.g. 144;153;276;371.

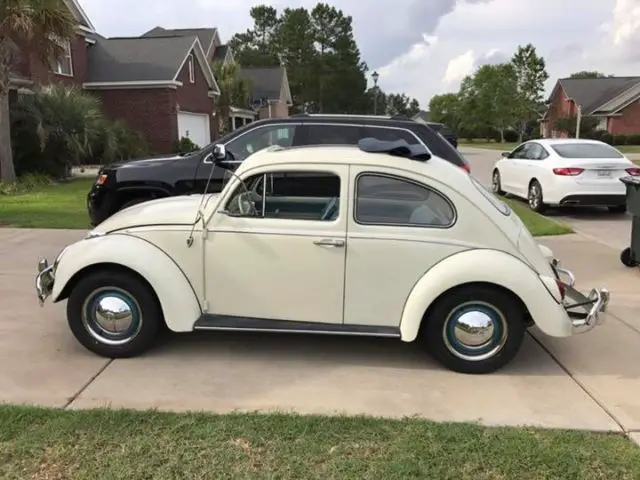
442;50;474;85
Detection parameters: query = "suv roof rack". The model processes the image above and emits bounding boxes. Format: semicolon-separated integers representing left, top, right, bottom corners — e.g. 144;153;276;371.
357;138;431;161
290;113;412;120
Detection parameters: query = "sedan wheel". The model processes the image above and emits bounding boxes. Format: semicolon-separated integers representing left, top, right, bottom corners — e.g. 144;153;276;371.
492;170;504;195
67;270;162;358
528;180;547;213
423;286;526;374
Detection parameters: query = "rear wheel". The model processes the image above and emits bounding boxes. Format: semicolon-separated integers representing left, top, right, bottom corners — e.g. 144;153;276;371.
620;247;637;267
422;285;526;374
608;205;627;214
528;180;547;213
67;270;162;358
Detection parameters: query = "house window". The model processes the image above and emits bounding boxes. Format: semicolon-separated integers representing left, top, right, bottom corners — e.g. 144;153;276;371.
52;40;73;76
188;54;195;83
597;117;608;131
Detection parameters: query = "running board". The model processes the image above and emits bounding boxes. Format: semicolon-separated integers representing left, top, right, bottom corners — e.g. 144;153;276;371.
194;315;401;338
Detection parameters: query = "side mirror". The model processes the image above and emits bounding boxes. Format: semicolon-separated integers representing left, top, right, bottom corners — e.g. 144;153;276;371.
212;144;226;160
501;151;510;158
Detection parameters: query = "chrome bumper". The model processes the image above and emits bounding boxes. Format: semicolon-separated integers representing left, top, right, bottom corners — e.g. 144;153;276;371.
35;258;55;306
552;260;610;334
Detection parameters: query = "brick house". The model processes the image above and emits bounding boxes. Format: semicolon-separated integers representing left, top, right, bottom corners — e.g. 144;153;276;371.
541;76;640;138
9;0;220;153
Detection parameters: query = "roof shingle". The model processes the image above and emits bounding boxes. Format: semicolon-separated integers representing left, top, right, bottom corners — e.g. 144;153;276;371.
557;77;640;114
241;67;285;102
141;27;218;55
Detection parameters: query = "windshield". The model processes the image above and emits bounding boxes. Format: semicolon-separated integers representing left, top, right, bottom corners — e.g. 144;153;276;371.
551;142;624;159
470;176;511;216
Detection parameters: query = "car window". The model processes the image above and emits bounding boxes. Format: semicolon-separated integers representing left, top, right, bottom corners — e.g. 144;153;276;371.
225;170;341;221
510;144;529;159
306;124;363;145
526;143;545;160
225;125;298;160
550;142;624;159
364;126;421;145
355;174;455;227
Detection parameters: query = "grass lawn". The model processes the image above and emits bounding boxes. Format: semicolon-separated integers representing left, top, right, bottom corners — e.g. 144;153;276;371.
459;140;640;155
0;178;93;229
0;405;638;479
0;177;570;237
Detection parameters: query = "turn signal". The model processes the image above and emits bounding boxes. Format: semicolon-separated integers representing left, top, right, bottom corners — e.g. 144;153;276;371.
625;167;640;176
95;174;108;185
552;167;584;176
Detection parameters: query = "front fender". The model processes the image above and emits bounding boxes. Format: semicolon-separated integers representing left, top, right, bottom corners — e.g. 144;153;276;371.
399;249;570;342
52;233;201;332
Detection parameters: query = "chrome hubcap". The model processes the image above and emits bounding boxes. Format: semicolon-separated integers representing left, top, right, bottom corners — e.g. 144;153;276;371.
82;287;142;346
492;173;499;192
443;301;508;362
529;185;540;208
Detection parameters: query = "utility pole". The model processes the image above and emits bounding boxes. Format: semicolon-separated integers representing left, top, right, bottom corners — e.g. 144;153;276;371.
575;104;582;138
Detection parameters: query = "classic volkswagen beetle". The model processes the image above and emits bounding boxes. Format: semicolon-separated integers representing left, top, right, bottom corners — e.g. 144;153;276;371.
36;139;610;374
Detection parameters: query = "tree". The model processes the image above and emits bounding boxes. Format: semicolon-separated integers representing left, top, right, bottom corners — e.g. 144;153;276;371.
569;70;610;79
0;0;76;182
554;115;599;137
211;61;252;136
228;6;281;67
385;93;420;117
429;93;461;131
510;44;549;141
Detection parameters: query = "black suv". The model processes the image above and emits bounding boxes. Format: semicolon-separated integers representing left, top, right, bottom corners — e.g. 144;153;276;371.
87;114;469;225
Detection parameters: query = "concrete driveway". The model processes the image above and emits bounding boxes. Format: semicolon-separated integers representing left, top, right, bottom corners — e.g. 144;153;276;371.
462;147;632;250
2;227;640;436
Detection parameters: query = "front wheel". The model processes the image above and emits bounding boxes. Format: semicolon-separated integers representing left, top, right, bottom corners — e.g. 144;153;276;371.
422;285;526;374
67;270;162;358
491;170;504;195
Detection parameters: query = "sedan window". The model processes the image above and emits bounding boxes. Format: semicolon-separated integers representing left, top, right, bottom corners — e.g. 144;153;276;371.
354;174;455;227
225;170;341;221
551;142;624;159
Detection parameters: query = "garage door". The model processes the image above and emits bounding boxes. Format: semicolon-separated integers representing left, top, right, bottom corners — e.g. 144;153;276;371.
177;111;211;148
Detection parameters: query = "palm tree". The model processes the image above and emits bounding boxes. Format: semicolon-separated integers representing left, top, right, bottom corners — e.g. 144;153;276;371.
211;61;252;136
0;0;76;182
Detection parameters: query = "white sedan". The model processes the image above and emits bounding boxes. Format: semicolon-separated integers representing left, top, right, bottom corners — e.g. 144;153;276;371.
491;138;640;213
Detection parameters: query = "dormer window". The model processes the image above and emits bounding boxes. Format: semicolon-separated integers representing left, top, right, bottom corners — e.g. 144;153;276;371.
52;39;73;76
188;54;195;83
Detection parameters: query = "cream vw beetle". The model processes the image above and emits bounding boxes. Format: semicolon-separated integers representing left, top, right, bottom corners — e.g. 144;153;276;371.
35;139;610;374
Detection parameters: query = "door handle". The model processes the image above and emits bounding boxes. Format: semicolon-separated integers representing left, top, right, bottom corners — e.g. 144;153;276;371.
313;238;345;247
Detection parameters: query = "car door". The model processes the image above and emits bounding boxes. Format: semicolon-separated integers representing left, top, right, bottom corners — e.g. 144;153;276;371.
516;142;549;195
343;166;465;328
500;143;530;195
204;164;348;324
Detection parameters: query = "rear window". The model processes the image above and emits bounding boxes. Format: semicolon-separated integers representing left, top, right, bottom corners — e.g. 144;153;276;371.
411;124;466;166
551;143;624;159
470;176;511;216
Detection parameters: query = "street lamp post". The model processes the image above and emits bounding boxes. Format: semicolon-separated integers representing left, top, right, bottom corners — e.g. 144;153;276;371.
372;71;380;115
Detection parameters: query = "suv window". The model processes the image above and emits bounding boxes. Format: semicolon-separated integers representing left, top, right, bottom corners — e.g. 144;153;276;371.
225;124;299;160
225;171;341;221
306;124;364;144
364;126;421;145
355;174;455;227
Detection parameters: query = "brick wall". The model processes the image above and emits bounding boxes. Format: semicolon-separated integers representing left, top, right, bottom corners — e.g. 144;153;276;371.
175;49;215;142
543;84;577;138
609;101;640;135
93;88;177;154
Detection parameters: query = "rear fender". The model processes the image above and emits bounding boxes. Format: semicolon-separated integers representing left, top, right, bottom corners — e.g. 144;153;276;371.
399;249;568;342
52;233;201;332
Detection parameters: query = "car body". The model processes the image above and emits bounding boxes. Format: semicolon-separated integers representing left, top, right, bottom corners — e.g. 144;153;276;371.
491;138;640;213
426;121;458;148
38;139;609;374
87;114;469;226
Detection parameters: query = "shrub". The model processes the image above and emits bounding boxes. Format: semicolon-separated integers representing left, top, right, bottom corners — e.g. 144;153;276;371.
627;134;640;145
91;120;149;165
503;129;519;142
613;134;628;145
586;130;604;140
0;173;51;195
174;136;200;154
600;132;613;144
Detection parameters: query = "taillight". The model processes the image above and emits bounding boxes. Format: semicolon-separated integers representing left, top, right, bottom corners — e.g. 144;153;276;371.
460;163;471;173
552;167;584;176
625;167;640;176
555;279;566;300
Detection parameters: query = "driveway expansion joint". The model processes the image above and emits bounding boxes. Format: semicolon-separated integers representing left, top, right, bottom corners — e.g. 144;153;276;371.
64;359;113;409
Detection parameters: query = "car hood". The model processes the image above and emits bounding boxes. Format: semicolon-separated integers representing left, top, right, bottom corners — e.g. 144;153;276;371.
106;153;195;171
95;194;219;233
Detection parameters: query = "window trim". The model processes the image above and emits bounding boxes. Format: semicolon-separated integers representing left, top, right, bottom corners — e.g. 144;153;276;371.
224;169;343;222
353;171;457;229
52;39;73;77
188;54;195;83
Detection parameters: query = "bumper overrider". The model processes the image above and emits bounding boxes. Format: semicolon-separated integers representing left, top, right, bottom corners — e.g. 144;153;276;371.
551;259;610;334
35;258;56;306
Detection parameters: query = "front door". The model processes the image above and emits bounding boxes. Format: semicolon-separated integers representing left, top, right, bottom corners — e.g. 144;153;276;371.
204;164;349;324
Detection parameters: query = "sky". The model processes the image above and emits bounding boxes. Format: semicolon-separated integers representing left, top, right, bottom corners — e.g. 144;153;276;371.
78;0;640;110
